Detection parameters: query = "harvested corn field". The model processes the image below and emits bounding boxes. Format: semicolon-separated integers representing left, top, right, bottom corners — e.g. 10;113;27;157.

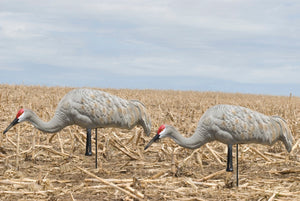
0;84;299;200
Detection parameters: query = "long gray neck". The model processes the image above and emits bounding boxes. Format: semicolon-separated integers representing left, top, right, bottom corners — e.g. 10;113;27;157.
27;110;67;133
167;126;211;149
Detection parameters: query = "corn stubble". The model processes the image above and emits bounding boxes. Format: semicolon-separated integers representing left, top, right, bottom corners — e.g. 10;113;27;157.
0;84;299;201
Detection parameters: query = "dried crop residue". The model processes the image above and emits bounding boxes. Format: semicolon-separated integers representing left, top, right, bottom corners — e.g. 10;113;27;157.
0;84;299;201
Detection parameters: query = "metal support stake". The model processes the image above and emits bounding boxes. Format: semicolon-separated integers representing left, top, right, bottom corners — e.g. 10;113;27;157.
95;128;98;169
236;144;239;187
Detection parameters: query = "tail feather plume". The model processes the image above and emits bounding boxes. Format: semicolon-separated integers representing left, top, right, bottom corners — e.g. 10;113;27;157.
273;116;294;152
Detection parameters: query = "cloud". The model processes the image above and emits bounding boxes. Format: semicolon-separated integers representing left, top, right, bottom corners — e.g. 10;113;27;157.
0;0;299;95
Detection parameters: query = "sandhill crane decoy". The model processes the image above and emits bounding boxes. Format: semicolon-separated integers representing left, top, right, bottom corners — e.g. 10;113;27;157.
3;88;152;168
144;104;294;186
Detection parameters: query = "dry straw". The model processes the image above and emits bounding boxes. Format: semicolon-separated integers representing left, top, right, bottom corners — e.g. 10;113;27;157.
0;84;299;200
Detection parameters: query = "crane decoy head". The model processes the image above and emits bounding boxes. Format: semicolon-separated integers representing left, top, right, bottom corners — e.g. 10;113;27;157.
3;108;25;134
144;124;167;150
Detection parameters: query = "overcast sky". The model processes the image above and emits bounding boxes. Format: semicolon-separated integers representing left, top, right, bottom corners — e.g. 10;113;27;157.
0;0;299;96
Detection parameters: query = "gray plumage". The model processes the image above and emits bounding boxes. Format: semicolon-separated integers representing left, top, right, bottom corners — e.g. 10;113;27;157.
145;104;294;152
145;104;294;186
3;88;151;136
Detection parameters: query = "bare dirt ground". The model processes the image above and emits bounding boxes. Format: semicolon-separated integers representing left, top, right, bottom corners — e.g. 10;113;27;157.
0;84;299;201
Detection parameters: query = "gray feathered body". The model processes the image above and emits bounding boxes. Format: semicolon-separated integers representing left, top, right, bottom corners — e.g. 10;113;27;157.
163;105;294;152
21;88;151;135
195;104;294;152
57;88;151;134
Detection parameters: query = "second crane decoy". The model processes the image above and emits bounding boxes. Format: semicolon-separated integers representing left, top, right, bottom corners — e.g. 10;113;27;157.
145;104;294;186
3;88;152;168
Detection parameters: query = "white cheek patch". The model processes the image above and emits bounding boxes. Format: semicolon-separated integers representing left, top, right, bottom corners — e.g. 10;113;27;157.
159;128;167;138
18;113;25;122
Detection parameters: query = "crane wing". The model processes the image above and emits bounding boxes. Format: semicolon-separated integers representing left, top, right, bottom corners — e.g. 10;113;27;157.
199;105;282;146
57;89;140;129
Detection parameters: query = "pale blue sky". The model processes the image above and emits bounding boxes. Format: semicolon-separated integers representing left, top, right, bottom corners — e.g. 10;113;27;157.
0;0;299;96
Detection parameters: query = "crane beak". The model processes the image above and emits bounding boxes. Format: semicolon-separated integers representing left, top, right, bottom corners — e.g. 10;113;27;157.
3;118;19;134
144;134;160;150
